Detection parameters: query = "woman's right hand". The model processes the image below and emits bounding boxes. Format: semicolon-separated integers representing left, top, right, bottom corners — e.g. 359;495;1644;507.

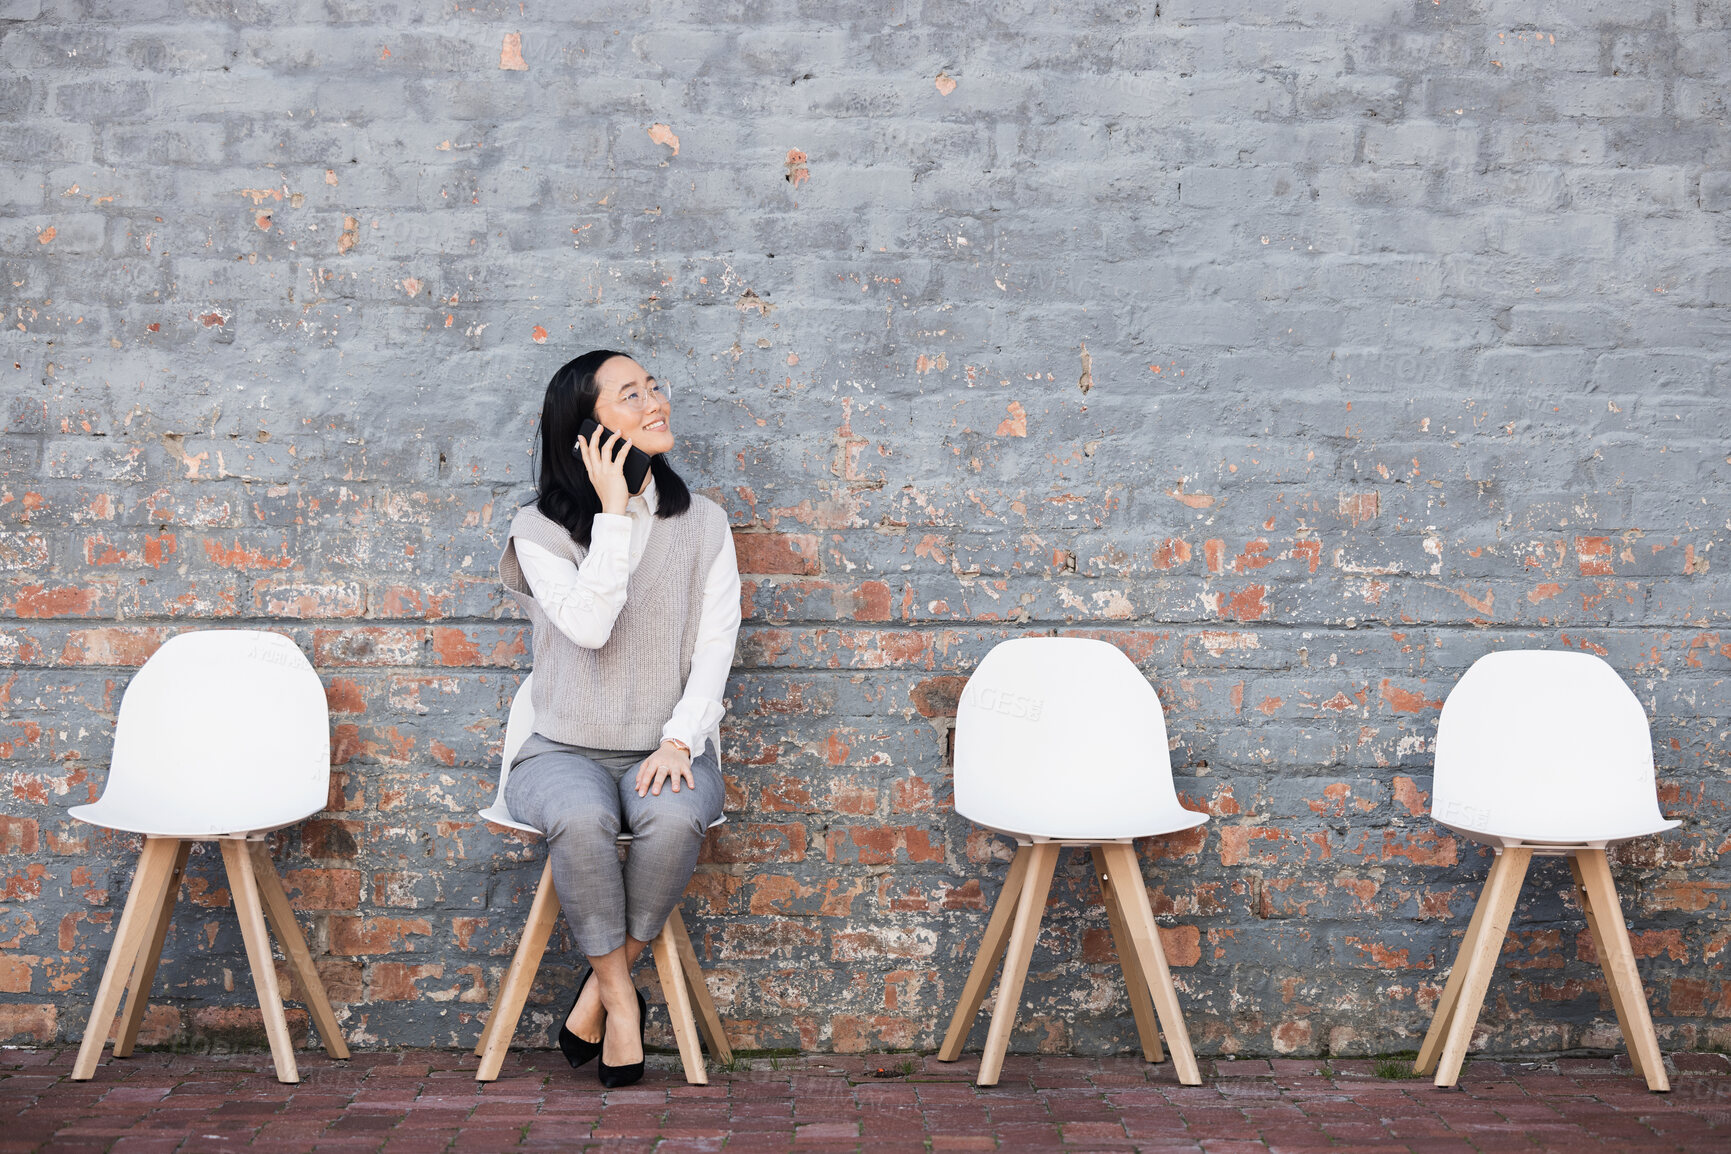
577;427;634;516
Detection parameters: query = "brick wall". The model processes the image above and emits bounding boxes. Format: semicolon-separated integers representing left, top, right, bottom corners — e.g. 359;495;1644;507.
2;1;1729;1058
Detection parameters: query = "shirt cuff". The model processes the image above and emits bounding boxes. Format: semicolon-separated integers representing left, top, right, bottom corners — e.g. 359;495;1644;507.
659;721;704;757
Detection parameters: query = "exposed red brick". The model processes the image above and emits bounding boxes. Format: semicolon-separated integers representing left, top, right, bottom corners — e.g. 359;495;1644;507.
52;626;169;666
699;823;808;864
1145;824;1208;861
7;584;101;618
1160;924;1201;967
1152;538;1192;569
325;677;366;714
909;676;968;718
281;868;362;911
1527;581;1564;603
1391;775;1428;817
1220;585;1267;621
429;627;525;667
0;956;32;993
890;776;936;813
1369;830;1456;867
1575;535;1614;576
202;538;292;570
1644;881;1727;912
734;532;822;575
1271;1018;1312;1053
1233;540;1271;572
0;817;39;855
826;779;878;815
367;962;445;1001
748;875;864;917
287;957;361;1004
0;1003;57;1043
1379;679;1442;714
301;819;364;861
1219;826;1285;867
328;916;433;956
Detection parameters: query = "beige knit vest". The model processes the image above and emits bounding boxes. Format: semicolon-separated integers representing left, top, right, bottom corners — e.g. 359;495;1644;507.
500;496;729;750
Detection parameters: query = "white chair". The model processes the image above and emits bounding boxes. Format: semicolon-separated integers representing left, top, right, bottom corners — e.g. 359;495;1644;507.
1415;649;1679;1091
936;636;1209;1086
472;674;733;1083
69;629;349;1084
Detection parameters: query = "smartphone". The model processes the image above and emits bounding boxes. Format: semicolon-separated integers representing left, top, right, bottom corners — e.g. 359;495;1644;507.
577;418;653;495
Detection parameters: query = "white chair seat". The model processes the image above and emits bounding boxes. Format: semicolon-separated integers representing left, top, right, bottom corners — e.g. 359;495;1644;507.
67;796;330;840
1434;815;1679;852
977;812;1207;847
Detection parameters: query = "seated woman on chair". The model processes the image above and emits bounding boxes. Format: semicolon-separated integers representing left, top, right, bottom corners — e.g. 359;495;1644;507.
498;349;740;1088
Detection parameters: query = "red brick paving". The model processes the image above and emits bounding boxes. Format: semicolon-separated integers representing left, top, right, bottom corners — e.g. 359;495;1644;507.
1;1048;1727;1152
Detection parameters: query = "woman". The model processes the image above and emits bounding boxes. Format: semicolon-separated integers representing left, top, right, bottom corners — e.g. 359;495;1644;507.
498;349;740;1087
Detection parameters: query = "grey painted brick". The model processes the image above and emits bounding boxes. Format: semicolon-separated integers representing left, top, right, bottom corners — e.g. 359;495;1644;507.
1701;169;1731;209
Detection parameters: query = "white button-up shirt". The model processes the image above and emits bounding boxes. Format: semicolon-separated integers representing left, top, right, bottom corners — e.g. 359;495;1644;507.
512;479;741;757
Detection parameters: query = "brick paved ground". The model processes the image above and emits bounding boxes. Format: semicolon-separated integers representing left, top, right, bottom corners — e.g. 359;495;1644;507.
2;1047;1728;1153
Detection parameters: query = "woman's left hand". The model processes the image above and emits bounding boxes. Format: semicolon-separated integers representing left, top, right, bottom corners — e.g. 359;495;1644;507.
635;741;694;797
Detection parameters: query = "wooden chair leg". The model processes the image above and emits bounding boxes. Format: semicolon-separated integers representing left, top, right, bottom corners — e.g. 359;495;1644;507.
247;840;350;1060
653;919;708;1085
1415;859;1501;1076
938;845;1033;1062
977;842;1059;1087
1092;845;1163;1064
667;908;731;1066
1102;842;1201;1086
72;837;181;1080
1568;854;1646;1084
221;839;299;1084
1572;849;1669;1092
113;840;190;1058
1434;847;1531;1088
476;860;561;1082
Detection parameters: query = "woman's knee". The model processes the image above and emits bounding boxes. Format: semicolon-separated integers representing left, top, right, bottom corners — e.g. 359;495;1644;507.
627;799;709;845
540;801;622;847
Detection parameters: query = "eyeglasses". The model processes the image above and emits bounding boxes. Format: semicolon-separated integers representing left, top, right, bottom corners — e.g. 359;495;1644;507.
616;380;671;412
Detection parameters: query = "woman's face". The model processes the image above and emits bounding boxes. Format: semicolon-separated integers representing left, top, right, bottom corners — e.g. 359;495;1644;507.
590;355;673;456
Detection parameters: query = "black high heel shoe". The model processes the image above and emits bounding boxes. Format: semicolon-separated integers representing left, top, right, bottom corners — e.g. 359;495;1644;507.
556;968;603;1070
596;988;647;1089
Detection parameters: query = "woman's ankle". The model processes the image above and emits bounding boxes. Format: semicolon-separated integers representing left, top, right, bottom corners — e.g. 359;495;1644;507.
601;1006;643;1062
598;980;639;1016
566;979;604;1037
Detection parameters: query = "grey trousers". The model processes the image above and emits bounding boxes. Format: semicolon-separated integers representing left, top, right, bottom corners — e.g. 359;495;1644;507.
505;731;724;958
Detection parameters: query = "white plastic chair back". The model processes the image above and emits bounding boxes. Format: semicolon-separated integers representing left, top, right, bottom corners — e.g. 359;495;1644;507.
68;630;330;838
479;675;541;834
953;636;1206;841
477;673;725;840
1431;649;1678;847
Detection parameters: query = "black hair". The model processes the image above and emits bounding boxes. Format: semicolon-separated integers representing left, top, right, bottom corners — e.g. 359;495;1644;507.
531;349;692;547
